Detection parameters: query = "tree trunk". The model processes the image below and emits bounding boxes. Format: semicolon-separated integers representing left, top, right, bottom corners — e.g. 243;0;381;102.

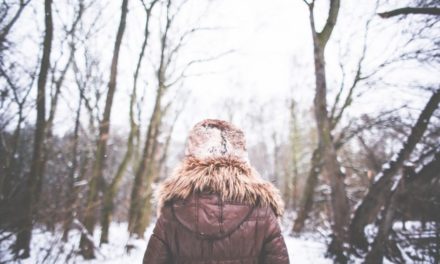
62;91;83;242
37;19;80;201
100;98;136;244
157;103;183;180
13;0;53;258
306;1;349;262
128;1;171;237
349;89;440;253
128;88;163;237
364;177;404;264
99;1;157;244
285;100;299;209
365;152;440;263
79;0;129;259
292;148;322;233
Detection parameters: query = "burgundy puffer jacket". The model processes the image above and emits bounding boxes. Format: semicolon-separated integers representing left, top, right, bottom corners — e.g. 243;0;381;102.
143;156;289;264
143;192;288;264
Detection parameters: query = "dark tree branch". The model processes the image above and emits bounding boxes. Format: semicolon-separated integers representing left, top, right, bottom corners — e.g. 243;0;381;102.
317;0;340;47
0;0;32;47
378;7;440;18
349;88;440;253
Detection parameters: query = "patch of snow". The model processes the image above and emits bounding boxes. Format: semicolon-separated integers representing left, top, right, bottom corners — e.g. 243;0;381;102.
390;174;402;191
0;223;153;264
5;221;436;263
373;172;384;183
340;166;346;174
285;234;331;263
403;161;414;167
1;223;333;263
74;180;88;187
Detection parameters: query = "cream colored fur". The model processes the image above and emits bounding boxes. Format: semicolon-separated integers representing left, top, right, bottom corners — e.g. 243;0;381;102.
156;155;284;217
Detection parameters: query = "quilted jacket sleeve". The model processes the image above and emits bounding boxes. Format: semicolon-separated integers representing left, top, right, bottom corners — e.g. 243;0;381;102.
143;213;171;264
260;208;289;264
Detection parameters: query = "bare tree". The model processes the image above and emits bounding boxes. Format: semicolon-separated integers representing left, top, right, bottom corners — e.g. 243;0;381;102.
127;0;224;237
292;0;375;241
14;0;53;258
349;89;440;254
61;70;83;242
128;0;173;237
99;0;159;245
62;40;100;241
79;0;129;259
377;0;440;66
346;0;440;255
298;1;350;261
0;62;36;200
35;0;86;207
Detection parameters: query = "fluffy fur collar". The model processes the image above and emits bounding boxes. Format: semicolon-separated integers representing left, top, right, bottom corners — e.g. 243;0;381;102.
156;156;284;217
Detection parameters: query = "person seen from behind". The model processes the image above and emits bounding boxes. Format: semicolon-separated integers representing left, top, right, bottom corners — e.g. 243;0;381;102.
143;119;289;264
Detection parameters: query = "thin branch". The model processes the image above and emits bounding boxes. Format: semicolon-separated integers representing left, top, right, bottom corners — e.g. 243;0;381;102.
301;0;314;8
334;106;407;149
329;59;346;123
165;49;234;88
330;1;378;129
0;0;32;45
140;0;159;13
165;27;221;70
168;0;190;28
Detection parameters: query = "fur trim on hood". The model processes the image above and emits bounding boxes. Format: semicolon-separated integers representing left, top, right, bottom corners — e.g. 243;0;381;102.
156;155;284;217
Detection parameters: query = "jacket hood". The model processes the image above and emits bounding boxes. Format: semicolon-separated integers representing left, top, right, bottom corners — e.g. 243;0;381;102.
156;155;284;218
172;193;254;240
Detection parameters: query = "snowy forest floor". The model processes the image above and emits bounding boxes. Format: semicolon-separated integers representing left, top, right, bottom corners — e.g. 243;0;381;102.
1;222;331;263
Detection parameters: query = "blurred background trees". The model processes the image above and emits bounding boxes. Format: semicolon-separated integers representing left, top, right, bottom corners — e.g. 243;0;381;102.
0;0;439;263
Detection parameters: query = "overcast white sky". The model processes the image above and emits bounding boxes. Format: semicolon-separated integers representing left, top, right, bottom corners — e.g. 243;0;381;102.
7;0;439;148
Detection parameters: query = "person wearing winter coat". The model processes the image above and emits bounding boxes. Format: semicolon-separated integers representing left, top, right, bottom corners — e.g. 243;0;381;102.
143;119;289;264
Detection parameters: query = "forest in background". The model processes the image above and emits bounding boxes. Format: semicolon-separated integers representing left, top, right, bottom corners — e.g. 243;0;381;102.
0;0;439;263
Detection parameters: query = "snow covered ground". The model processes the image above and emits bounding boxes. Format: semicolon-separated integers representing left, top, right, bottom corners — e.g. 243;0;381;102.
0;222;331;263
